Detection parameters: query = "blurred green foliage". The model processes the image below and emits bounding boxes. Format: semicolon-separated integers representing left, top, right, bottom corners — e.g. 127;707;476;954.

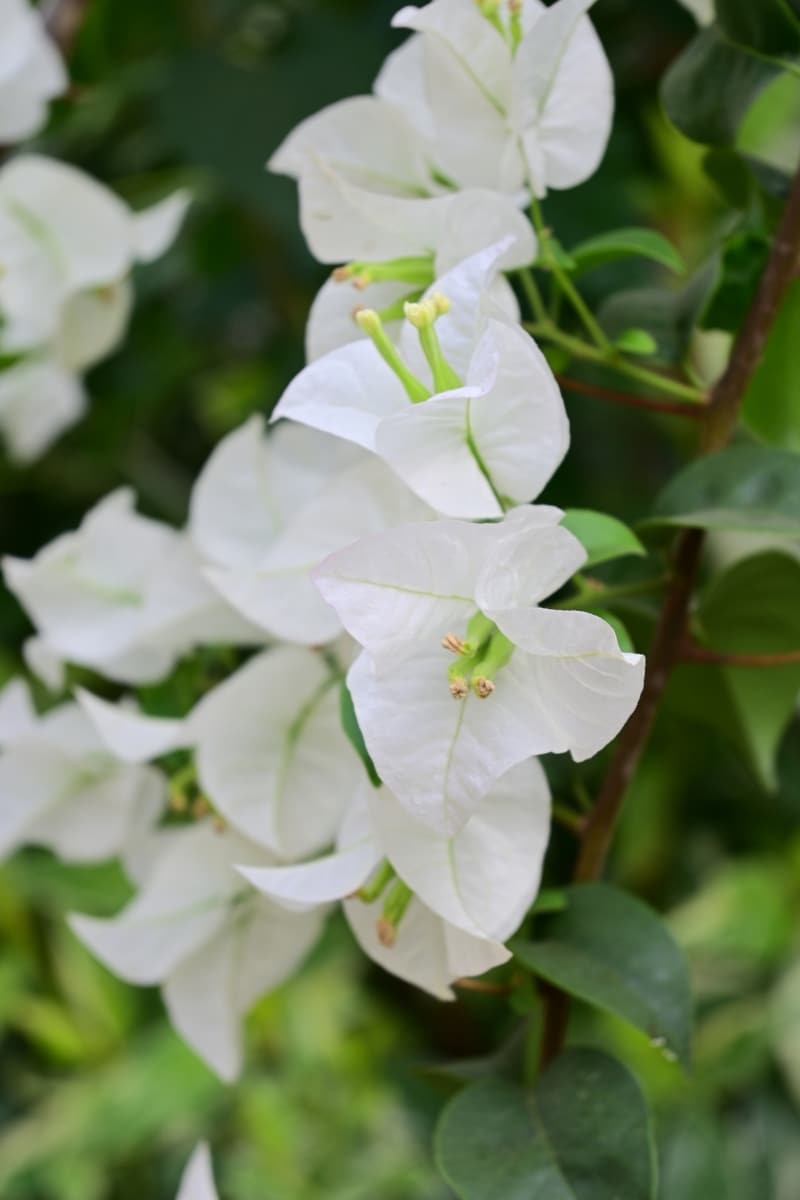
2;0;800;1196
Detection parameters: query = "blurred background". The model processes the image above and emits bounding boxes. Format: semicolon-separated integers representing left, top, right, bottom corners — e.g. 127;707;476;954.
2;1;800;1196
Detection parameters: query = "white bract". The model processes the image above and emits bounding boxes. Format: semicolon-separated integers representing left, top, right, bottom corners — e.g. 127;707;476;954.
0;156;190;461
677;0;712;23
176;1144;219;1200
0;679;164;861
0;0;66;144
70;822;325;1081
241;761;548;997
316;506;644;833
271;0;612;203
273;243;569;519
4;488;260;685
190;417;430;643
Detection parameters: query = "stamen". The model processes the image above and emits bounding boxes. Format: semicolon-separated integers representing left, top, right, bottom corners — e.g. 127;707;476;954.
404;292;462;393
442;632;467;655
355;309;431;404
333;256;435;288
469;631;514;699
449;676;469;700
474;0;505;36
508;0;523;51
473;677;496;699
357;859;395;904
377;880;413;947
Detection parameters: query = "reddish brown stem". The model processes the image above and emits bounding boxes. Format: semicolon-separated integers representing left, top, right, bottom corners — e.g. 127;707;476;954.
539;160;800;1070
681;638;800;668
557;374;708;418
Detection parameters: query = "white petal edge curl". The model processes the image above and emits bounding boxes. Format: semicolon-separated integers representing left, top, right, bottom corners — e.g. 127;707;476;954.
133;190;192;263
75;688;188;764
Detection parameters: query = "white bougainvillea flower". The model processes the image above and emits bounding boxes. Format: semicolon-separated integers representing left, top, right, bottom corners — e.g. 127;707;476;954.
76;643;362;860
0;0;66;144
241;767;547;996
177;1144;219;1200
3;489;261;685
190;417;430;643
70;822;324;1082
273;242;568;519
0;681;164;861
0;157;190;461
316;506;644;833
381;0;613;198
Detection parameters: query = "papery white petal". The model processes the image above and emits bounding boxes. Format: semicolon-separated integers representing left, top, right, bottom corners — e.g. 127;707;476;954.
492;609;645;760
68;824;259;984
57;280;133;372
0;359;86;463
348;649;546;834
0;677;36;746
269;95;432;193
677;0;713;24
315;518;486;668
23;635;65;692
75;688;188;764
374;35;437;141
193;648;360;858
392;0;511;110
465;320;569;506
133;190;192;263
370;758;550;940
176;1144;219;1200
344;892;509;1000
512;0;613;196
272;339;408;450
215;456;430;645
240;837;380;912
0;1;66;142
0;204;63;351
476;518;586;615
164;897;323;1082
0;156;132;290
435;191;535;274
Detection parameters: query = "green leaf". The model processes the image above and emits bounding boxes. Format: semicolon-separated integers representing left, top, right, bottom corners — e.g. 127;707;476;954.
435;1049;657;1200
714;0;800;58
696;552;800;788
647;446;800;534
570;228;685;276
561;510;646;568
597;260;718;365
614;329;659;357
340;681;381;787
742;279;800;451
662;26;780;146
512;883;692;1066
702;228;770;333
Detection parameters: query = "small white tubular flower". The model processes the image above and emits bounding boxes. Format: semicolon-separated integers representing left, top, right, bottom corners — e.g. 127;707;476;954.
3;489;260;686
190;417;430;643
240;770;543;997
386;0;613;198
274;242;568;520
0;683;164;861
316;507;644;834
69;823;324;1082
0;157;190;461
0;0;66;144
191;647;362;859
177;1144;219;1200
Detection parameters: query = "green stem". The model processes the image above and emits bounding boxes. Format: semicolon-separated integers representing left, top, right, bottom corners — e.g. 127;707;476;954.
517;267;549;326
524;321;706;404
530;196;611;352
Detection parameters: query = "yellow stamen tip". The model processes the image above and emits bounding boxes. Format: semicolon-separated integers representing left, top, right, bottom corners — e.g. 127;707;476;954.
449;677;469;700
431;290;451;315
473;677;495;699
442;632;466;655
355;308;382;335
332;265;353;282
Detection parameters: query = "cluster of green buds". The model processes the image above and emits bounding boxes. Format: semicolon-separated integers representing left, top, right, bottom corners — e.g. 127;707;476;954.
442;611;514;700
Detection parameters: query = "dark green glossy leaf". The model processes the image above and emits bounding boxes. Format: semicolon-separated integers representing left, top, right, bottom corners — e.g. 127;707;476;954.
340;681;381;787
696;552;800;788
662;26;779;146
597;260;717;365
561;510;646;567
570;228;685;276
703;229;770;332
435;1049;656;1200
513;884;692;1066
714;0;800;57
647;446;800;534
742;279;800;451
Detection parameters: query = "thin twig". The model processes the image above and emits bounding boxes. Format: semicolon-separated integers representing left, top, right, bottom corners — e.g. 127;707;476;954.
45;0;91;56
538;159;800;1070
681;638;800;668
453;978;514;996
557;374;707;418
